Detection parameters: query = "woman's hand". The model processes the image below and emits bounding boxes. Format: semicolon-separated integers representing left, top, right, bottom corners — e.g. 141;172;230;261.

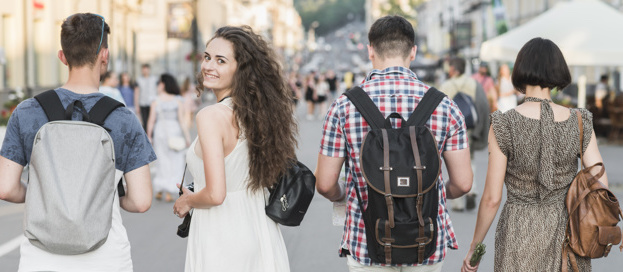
461;250;479;272
173;184;194;218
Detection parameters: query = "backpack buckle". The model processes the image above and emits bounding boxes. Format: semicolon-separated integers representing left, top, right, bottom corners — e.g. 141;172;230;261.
416;237;428;247
413;166;427;170
605;243;613;257
379;166;393;171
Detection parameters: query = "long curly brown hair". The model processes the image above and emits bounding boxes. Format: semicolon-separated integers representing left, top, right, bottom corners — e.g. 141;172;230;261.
197;26;298;192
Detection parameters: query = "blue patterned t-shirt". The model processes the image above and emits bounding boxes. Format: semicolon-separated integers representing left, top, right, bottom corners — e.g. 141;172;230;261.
0;88;156;173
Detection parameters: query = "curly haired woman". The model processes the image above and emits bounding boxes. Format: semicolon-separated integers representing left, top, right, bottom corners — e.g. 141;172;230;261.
173;26;297;272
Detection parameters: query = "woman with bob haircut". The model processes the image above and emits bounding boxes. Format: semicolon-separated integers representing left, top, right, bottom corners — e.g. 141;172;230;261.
173;26;296;271
461;37;608;271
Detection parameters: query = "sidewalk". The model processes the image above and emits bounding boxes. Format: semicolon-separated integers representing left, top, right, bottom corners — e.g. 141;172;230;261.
597;142;623;188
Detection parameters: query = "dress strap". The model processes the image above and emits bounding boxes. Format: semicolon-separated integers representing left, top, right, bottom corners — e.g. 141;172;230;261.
217;97;246;140
524;97;552;103
219;97;233;110
525;96;557;199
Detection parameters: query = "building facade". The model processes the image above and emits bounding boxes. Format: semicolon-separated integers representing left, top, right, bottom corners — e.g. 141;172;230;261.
0;0;303;98
416;0;623;82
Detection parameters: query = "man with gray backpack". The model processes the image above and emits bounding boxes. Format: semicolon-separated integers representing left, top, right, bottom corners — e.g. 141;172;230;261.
0;13;155;271
315;15;473;271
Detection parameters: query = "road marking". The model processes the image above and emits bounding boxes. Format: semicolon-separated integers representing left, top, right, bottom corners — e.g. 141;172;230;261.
0;235;22;258
0;204;24;217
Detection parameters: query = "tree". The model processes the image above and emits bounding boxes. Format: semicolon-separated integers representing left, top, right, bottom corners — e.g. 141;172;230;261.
377;0;425;28
294;0;365;35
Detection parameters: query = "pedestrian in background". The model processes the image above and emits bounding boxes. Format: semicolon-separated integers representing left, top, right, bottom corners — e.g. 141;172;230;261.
462;37;607;272
147;73;189;202
99;71;126;105
119;72;137;114
173;25;295;272
472;63;497;112
0;12;155;271
315;73;329;118
315;15;473;271
136;63;159;130
343;70;354;92
440;57;490;212
180;76;200;131
287;71;302;110
496;63;518;113
326;69;340;100
304;71;318;120
594;74;612;116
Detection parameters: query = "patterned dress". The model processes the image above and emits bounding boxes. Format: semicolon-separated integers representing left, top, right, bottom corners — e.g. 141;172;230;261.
491;97;592;271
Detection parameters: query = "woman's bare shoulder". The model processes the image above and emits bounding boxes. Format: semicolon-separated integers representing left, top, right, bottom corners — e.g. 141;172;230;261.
196;103;232;120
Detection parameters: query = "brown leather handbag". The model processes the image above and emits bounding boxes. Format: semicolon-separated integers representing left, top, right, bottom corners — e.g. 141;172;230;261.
562;110;623;272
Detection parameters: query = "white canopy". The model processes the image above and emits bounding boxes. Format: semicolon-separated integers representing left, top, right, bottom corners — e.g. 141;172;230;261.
480;0;623;66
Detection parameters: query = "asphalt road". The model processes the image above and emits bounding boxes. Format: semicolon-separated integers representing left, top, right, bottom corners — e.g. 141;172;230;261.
1;103;622;271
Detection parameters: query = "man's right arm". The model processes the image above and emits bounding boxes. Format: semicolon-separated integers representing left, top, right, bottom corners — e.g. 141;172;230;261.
443;148;473;199
315;154;346;202
0;156;26;203
120;164;152;213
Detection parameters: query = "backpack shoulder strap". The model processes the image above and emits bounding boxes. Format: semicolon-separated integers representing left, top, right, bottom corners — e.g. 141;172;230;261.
406;87;446;127
90;97;125;197
344;87;385;130
34;90;67;122
89;96;124;126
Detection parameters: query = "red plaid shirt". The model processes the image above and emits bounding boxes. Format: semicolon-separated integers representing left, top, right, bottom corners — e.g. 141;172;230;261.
320;66;468;266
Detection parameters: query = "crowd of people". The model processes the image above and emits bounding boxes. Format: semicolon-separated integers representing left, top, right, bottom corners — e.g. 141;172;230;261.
0;12;618;272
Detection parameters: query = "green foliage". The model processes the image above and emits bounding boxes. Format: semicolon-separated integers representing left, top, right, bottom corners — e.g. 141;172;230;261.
469;242;486;266
0;91;26;126
294;0;365;35
377;0;425;28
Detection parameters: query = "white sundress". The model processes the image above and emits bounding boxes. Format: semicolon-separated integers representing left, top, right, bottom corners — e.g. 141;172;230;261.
183;99;290;272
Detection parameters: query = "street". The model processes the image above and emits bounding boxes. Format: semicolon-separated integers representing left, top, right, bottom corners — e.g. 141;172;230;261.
1;103;623;271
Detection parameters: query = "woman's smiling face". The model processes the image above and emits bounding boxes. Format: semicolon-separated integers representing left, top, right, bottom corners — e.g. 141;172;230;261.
200;37;238;93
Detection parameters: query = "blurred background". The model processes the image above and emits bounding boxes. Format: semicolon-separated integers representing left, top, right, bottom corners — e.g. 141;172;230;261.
1;1;623;271
1;0;623;106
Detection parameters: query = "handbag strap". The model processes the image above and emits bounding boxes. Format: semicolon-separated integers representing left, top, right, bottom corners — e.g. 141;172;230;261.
178;164;188;195
575;110;584;170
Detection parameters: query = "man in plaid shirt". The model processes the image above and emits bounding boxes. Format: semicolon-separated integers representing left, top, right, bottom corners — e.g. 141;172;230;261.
315;16;473;271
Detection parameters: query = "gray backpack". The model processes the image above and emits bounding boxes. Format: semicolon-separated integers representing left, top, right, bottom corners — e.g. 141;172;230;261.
24;90;124;255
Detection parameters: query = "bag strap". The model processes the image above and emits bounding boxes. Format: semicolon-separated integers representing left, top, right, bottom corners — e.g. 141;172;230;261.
89;96;125;127
575;110;584;170
34;90;125;126
178;164;189;195
344;87;386;130
405;87;446;127
34;90;67;122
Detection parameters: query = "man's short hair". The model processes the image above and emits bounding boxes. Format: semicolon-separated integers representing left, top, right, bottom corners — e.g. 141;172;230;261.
61;13;110;69
141;63;151;69
449;57;466;75
511;37;571;94
368;15;415;60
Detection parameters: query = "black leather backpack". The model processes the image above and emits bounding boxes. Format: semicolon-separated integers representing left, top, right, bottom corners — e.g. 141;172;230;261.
344;87;445;264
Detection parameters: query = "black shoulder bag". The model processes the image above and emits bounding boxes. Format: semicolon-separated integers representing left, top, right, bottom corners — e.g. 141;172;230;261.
265;161;316;226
